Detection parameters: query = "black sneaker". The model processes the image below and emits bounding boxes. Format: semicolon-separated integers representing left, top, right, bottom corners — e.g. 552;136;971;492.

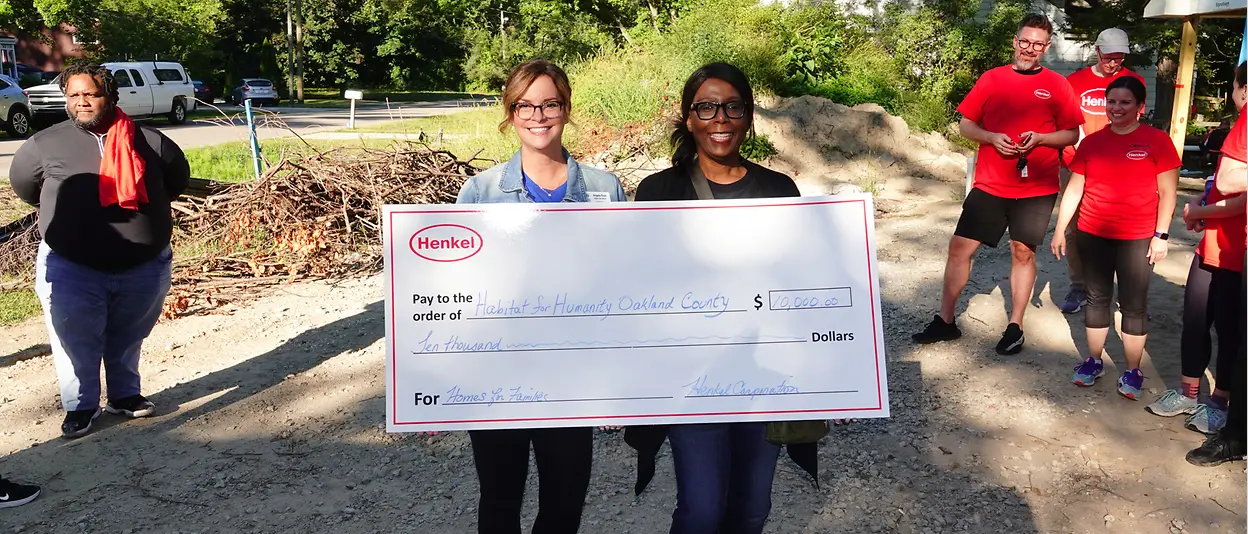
911;315;962;344
995;323;1025;355
61;408;101;439
1186;434;1247;467
105;395;155;418
0;478;40;509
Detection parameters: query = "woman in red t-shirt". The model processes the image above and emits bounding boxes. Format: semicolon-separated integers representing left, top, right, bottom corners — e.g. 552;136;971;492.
1051;76;1181;400
1148;77;1246;433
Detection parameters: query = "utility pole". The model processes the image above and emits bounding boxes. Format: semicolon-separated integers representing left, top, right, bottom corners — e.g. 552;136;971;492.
295;0;306;103
286;0;295;105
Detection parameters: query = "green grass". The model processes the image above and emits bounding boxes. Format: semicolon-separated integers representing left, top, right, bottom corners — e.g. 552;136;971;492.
184;138;402;182
0;287;38;326
345;107;521;163
0;178;32;224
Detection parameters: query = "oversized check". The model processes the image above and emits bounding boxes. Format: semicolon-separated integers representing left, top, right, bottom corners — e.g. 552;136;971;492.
383;194;889;432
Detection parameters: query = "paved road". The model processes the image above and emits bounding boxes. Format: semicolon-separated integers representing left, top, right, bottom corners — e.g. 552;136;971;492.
0;100;492;178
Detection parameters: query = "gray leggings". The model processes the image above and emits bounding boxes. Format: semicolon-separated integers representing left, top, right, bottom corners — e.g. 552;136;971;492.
1075;230;1153;335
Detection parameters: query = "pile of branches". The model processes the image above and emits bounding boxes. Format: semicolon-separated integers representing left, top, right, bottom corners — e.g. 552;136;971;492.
0;213;38;289
167;142;480;315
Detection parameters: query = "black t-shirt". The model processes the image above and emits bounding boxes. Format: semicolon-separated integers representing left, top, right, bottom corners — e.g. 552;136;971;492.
706;172;762;199
9;120;190;272
634;161;799;201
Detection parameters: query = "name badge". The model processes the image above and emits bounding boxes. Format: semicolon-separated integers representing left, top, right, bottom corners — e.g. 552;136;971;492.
589;191;611;203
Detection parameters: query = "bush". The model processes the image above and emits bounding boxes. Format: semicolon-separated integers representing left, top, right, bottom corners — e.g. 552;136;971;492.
802;43;904;111
568;0;791;130
741;133;778;161
898;91;956;134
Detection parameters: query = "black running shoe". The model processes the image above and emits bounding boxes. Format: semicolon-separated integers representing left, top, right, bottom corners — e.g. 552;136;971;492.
0;478;40;509
911;315;962;344
1186;434;1247;467
61;408;101;439
995;323;1025;355
106;395;155;418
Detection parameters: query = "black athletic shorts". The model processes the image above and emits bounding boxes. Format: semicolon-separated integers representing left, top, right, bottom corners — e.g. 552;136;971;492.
954;188;1057;248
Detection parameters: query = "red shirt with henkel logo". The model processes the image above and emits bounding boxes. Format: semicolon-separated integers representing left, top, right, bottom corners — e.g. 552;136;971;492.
1069;124;1181;240
1218;111;1248;252
958;66;1084;199
1062;67;1147;163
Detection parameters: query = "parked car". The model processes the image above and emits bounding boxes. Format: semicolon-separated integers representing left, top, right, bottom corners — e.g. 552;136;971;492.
231;78;279;106
23;61;198;126
0;74;32;137
192;79;214;104
15;64;54;86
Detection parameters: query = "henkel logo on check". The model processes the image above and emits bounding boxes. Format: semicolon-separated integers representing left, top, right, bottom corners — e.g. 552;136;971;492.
1126;150;1148;161
1034;89;1052;100
410;224;483;262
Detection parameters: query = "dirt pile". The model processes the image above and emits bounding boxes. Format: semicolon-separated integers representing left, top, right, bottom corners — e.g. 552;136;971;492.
753;96;971;195
590;95;972;199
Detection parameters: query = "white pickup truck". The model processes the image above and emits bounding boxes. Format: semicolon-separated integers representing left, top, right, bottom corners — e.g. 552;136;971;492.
25;61;198;126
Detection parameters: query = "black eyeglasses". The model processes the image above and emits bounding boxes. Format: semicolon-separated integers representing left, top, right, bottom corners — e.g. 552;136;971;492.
690;101;747;121
512;101;564;120
1015;37;1050;51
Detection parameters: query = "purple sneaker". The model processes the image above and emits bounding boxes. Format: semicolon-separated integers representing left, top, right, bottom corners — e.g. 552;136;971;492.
1117;369;1144;400
1072;357;1104;386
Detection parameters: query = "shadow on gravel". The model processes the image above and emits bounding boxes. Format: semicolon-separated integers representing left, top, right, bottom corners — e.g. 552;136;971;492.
0;344;49;368
783;360;1043;533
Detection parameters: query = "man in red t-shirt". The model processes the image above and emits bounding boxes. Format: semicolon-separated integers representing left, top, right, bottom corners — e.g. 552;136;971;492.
1056;28;1148;314
912;13;1082;355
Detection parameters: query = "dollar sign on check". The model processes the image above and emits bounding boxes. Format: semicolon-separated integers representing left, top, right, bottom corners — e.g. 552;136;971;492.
754;294;763;310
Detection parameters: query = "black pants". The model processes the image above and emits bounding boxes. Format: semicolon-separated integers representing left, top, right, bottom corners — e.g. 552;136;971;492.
1180;256;1240;381
469;427;593;534
1219;254;1247;442
1076;231;1153;335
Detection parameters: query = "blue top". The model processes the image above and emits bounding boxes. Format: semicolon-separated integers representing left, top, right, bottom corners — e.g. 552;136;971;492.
455;149;626;204
522;170;568;202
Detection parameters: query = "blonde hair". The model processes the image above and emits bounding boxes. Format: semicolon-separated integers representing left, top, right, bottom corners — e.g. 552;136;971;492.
498;59;573;133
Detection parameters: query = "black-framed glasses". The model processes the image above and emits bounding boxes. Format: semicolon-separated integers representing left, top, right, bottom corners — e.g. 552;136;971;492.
512;101;564;120
691;101;747;121
1015;37;1049;51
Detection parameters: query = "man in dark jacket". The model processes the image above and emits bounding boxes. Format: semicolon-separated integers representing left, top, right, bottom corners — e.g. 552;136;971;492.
9;62;189;439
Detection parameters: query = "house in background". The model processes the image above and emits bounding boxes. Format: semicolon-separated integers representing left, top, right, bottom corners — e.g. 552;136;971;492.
1;25;86;73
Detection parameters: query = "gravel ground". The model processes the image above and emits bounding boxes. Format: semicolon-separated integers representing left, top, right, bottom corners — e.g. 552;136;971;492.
0;176;1243;533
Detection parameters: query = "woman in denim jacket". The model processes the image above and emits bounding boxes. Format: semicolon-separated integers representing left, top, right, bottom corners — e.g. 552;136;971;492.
454;58;624;534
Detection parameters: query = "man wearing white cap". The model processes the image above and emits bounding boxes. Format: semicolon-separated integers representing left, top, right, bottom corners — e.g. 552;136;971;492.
1056;27;1147;314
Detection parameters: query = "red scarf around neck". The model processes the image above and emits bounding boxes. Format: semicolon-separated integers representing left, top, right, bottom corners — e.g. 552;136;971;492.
97;108;148;210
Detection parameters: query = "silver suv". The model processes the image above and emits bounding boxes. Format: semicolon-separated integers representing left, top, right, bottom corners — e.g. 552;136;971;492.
230;78;279;106
0;74;32;138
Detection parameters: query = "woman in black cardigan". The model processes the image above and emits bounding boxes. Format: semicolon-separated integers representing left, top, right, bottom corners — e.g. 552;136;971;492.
631;62;798;534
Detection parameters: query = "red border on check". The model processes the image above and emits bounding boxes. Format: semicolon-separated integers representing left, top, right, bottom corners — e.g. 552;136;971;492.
387;199;885;426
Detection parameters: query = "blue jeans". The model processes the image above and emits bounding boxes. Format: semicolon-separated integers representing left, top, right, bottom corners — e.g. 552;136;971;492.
35;242;172;411
668;422;781;534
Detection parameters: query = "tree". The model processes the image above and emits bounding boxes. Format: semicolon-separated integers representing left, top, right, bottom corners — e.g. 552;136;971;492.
24;0;224;82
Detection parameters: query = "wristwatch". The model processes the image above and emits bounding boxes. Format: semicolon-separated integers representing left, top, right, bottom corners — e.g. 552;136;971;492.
1154;232;1170;240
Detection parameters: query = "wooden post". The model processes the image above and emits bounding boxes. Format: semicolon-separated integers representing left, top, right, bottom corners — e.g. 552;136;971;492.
1168;16;1199;155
